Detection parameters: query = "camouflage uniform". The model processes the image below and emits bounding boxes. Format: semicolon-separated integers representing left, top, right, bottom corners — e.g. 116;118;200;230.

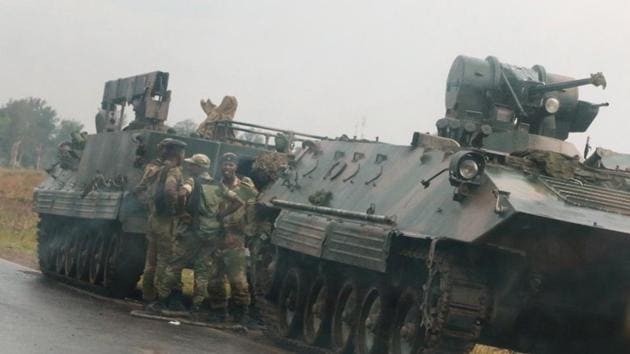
161;154;226;308
134;158;165;301
136;138;187;307
208;169;259;316
153;164;186;301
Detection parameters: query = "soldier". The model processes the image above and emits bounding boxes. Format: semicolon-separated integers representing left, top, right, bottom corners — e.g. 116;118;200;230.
138;138;188;312
134;139;169;302
160;153;226;316
207;152;259;325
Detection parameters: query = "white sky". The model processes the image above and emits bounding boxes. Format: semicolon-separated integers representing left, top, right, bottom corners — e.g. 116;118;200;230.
1;0;629;152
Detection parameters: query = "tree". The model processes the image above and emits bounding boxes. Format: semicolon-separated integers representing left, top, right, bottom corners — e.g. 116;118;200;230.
172;119;198;137
0;98;58;169
0;113;10;165
53;120;84;146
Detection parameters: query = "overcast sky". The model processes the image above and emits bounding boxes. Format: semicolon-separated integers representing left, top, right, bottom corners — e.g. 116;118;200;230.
1;0;628;152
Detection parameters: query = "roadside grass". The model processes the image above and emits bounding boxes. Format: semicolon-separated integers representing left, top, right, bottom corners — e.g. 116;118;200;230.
0;168;45;267
472;345;517;354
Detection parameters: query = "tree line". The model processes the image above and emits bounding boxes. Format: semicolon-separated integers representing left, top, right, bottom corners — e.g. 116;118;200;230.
0;98;83;170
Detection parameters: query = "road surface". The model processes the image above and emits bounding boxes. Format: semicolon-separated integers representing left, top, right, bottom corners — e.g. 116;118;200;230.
0;258;286;354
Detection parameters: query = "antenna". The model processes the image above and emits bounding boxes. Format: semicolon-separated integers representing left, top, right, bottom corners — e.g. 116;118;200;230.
360;116;366;139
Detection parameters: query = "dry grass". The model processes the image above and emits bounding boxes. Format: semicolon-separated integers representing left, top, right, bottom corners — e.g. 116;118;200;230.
471;345;517;353
0;168;45;267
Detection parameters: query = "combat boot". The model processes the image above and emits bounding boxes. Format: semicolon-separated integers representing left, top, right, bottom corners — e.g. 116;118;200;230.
233;305;259;330
166;290;187;312
207;307;228;323
190;304;210;322
248;304;265;327
144;300;166;314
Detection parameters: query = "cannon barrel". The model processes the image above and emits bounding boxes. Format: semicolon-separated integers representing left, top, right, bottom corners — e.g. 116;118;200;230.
528;73;607;95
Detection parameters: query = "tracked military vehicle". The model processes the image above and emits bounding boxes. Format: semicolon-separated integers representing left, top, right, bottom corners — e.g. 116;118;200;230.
260;56;630;354
34;71;321;297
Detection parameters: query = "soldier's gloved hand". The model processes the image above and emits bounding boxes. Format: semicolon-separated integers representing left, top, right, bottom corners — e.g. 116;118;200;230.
178;187;190;198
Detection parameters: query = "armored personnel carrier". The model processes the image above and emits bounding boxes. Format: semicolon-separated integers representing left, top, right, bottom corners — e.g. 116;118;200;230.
259;56;630;354
34;71;321;297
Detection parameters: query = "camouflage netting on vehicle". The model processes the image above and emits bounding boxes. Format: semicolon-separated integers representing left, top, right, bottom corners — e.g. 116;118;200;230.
509;150;579;179
251;152;289;188
197;96;238;140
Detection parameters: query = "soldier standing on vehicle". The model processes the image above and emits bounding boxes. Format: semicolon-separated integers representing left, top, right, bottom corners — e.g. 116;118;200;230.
138;138;188;312
207;152;259;325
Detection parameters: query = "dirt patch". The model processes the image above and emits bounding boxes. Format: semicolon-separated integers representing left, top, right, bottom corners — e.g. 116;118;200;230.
0;247;38;269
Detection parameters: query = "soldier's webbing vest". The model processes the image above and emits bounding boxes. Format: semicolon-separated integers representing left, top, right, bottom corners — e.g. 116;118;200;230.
187;177;222;239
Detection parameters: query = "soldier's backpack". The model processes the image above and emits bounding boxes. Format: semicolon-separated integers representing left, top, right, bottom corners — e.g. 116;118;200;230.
153;166;175;216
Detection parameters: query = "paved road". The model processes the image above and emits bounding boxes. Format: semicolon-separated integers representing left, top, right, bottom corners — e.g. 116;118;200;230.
0;258;285;354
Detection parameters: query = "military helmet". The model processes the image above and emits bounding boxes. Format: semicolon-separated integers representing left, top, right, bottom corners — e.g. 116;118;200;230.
220;152;239;164
184;153;211;168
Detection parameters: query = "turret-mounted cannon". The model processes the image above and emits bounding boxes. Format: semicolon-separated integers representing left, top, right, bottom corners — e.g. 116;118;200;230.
437;56;608;152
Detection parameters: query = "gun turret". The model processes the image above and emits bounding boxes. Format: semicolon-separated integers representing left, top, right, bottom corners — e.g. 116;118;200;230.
439;56;607;150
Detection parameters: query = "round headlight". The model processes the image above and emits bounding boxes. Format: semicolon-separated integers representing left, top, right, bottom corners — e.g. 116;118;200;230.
458;159;480;180
544;97;560;114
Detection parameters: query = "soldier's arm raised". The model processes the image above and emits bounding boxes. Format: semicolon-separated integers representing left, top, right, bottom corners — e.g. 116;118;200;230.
133;164;159;196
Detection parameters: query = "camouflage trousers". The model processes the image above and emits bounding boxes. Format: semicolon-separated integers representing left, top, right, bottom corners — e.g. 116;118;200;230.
142;214;175;301
144;214;181;301
160;234;223;306
208;235;250;310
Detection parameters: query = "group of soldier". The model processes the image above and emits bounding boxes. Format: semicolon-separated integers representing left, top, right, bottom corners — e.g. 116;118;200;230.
134;138;259;326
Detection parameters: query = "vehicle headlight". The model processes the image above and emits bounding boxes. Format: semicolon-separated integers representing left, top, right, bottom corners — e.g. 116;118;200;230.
544;97;560;114
449;150;485;185
458;159;480;180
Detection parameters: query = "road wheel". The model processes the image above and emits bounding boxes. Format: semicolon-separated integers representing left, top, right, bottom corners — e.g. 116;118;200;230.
331;279;361;353
54;234;67;275
74;235;90;281
37;216;58;272
390;287;422;354
104;230;144;298
356;285;391;354
88;232;106;285
276;267;308;338
63;233;78;277
303;274;334;346
102;233;118;288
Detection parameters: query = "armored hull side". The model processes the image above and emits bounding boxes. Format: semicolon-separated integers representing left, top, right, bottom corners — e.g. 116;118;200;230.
261;135;630;353
34;129;271;297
